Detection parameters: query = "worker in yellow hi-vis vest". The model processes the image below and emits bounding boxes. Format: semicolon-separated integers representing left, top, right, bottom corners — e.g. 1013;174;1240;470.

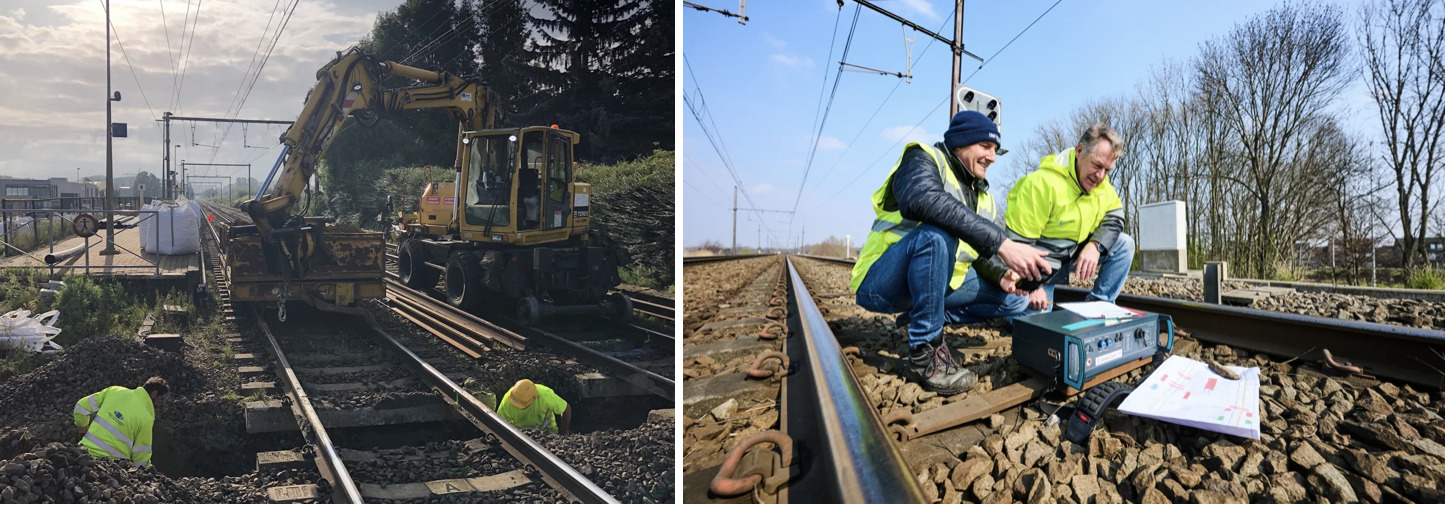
497;379;572;435
74;376;168;469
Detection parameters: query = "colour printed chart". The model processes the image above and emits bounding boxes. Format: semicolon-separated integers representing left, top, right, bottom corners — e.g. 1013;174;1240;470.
1117;355;1262;439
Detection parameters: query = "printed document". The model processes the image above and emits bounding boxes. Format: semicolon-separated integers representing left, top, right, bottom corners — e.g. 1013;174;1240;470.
1117;355;1261;439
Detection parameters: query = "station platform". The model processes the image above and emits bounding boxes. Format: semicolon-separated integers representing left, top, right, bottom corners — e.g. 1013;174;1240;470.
0;226;201;280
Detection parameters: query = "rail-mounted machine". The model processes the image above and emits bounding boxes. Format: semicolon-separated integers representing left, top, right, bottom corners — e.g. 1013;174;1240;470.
220;47;627;323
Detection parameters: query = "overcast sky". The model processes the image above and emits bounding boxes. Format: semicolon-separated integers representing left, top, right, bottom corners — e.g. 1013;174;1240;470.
0;0;410;185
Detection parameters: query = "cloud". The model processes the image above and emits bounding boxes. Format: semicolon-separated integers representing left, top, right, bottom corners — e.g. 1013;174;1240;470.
770;53;811;68
760;32;786;50
751;183;775;194
881;126;935;145
816;136;845;151
896;0;941;20
0;1;376;180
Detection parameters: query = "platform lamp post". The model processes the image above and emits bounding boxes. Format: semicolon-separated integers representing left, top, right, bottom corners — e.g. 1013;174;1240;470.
101;0;120;255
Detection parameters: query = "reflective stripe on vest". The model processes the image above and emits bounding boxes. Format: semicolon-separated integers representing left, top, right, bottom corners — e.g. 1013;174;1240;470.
851;142;996;292
83;432;129;460
91;416;136;450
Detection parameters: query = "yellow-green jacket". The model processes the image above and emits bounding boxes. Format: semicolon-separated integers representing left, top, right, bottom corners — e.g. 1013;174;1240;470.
850;142;1000;292
497;383;569;434
1002;147;1126;268
74;386;156;468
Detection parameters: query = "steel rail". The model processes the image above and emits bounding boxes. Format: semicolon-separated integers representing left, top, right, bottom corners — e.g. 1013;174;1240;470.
382;272;674;401
384;276;527;351
621;289;676;322
517;324;675;402
1054;287;1446;387
377;320;617;503
788;254;1444;386
682;253;770;264
309;302;618;504
250;307;363;504
781;256;925;503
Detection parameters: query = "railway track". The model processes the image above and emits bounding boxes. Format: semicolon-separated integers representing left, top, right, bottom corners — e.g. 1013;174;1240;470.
199;201;631;503
380;243;675;399
683;254;1446;504
384;243;677;326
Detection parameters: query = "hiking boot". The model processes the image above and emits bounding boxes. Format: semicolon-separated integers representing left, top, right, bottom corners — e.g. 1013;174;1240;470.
907;340;978;395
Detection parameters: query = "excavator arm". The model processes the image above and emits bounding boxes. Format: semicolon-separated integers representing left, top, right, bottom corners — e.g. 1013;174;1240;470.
245;47;500;234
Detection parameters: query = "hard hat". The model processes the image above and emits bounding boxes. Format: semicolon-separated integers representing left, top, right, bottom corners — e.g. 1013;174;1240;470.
508;379;538;409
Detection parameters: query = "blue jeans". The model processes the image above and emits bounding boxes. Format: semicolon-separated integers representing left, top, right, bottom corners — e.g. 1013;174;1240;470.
855;225;1029;348
1022;233;1136;317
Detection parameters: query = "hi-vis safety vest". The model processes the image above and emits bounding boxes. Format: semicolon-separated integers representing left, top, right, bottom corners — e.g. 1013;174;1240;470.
850;142;996;292
74;386;156;468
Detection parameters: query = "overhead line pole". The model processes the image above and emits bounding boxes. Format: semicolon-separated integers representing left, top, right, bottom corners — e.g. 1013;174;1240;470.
161;113;291;200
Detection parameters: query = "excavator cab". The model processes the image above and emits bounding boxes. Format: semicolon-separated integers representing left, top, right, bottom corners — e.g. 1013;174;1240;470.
455;126;586;242
397;124;625;324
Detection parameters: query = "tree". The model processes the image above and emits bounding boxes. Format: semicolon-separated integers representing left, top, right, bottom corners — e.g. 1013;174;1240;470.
133;171;161;198
473;0;535;108
1195;2;1352;278
528;1;669;163
1359;0;1444;270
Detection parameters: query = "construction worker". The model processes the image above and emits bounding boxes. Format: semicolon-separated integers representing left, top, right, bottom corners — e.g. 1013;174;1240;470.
979;122;1134;312
497;379;572;435
851;110;1053;395
73;376;168;469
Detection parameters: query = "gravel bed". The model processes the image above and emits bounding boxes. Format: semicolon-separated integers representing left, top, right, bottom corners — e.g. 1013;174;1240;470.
682;256;787;474
683;256;781;340
785;258;1446;503
1071;276;1445;330
0;442;323;503
534;418;675;503
0;335;325;502
342;439;565;503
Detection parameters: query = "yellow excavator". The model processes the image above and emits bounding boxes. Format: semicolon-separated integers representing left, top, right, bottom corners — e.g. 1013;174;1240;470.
219;47;626;323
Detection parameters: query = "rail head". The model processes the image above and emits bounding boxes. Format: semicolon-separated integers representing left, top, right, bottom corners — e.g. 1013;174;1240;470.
782;255;925;503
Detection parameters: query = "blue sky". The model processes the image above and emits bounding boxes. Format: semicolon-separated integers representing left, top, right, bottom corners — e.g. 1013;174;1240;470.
683;0;1378;249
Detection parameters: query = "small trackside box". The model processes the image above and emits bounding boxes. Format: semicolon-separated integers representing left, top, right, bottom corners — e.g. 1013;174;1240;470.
1011;309;1174;391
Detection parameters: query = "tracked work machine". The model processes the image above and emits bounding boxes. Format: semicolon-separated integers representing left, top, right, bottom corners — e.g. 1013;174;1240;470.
220;47;627;323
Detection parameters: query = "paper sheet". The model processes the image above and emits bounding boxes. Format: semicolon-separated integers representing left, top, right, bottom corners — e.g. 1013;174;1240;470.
1117;355;1261;439
1057;301;1140;319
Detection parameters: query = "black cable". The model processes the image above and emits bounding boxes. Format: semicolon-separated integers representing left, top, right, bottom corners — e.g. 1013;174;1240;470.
800;10;954;205
100;6;158;122
791;3;862;225
809;0;1068;210
683;53;775;236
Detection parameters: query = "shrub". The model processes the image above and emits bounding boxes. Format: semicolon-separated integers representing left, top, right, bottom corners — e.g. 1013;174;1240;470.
576;150;674;289
1405;266;1445;290
52;276;141;347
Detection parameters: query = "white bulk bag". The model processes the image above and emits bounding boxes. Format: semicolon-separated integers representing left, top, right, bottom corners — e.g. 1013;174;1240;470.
0;309;63;353
140;198;202;255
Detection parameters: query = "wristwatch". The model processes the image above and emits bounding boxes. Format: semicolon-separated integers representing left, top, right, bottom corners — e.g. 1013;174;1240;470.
1093;241;1106;254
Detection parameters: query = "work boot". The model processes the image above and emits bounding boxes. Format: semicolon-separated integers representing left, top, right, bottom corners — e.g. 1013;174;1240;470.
907;340;977;395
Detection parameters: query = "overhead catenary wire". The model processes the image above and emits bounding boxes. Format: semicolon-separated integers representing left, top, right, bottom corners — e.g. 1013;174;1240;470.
800;10;953;203
789;4;850;228
171;0;202;113
683;52;776;237
808;0;1067;213
99;0;159;123
210;0;300;162
157;0;177;97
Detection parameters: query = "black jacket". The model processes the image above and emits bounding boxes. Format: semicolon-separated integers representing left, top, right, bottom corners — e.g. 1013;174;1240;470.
881;142;1008;284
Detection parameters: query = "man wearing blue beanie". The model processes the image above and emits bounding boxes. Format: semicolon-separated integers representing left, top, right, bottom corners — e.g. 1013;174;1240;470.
849;110;1053;394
